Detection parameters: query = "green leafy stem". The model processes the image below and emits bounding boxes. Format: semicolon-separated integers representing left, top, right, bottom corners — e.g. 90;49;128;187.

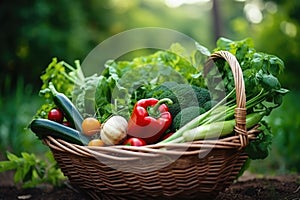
0;151;66;188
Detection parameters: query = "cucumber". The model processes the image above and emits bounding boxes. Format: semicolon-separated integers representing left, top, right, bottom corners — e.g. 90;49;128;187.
49;82;83;132
30;118;90;145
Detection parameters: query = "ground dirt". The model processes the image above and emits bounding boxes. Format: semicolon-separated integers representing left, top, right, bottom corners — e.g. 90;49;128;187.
0;172;299;200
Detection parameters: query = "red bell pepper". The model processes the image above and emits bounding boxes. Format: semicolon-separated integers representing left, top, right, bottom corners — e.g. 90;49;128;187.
127;98;172;144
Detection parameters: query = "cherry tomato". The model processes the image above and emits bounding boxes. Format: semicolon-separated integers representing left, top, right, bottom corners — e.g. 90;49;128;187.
124;137;147;146
62;121;72;127
82;117;101;136
48;108;64;123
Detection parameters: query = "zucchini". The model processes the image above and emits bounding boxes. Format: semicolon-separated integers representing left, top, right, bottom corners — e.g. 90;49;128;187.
30;118;90;145
49;82;83;132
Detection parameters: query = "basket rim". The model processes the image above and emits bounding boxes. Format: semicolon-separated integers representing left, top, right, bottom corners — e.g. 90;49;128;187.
43;124;260;161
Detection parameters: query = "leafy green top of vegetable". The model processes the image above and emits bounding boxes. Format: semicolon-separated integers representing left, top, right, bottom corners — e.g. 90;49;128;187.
159;37;288;162
72;74;100;118
245;120;273;160
211;37;288;113
94;49;206;121
35;43;209;122
35;58;85;119
40;58;84;98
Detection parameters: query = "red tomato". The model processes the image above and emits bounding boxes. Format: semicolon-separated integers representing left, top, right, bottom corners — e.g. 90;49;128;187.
62;121;72;127
48;108;64;123
124;137;147;146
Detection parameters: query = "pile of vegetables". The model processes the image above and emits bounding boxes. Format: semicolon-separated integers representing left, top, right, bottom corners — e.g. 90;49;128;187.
30;37;288;160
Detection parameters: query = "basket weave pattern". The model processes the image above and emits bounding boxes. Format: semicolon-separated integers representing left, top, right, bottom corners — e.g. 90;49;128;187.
43;51;260;200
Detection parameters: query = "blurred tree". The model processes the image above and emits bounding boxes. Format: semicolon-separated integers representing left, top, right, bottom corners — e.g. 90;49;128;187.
218;0;300;90
211;0;223;41
0;0;112;93
1;0;298;90
0;0;213;93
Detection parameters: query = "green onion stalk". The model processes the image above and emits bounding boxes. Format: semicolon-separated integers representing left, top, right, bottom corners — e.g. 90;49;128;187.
158;88;274;144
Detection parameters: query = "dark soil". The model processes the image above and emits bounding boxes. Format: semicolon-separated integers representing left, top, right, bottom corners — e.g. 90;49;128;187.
216;174;300;200
0;185;88;200
0;173;299;200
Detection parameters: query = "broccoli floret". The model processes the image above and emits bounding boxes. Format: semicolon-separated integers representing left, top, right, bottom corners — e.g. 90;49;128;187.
171;106;206;131
191;85;212;107
150;82;211;117
147;81;178;98
203;100;218;111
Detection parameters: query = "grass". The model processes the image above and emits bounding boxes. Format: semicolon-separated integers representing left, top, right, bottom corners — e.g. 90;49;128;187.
0;77;48;158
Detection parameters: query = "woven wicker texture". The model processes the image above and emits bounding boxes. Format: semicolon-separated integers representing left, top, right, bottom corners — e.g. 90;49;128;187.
43;51;261;200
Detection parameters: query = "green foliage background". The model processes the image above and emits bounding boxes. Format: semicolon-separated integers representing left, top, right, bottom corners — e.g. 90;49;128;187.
0;0;299;176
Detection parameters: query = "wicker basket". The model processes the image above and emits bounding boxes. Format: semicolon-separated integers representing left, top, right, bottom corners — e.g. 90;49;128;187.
43;51;261;200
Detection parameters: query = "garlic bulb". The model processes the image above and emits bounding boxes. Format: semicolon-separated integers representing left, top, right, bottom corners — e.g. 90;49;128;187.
100;115;128;145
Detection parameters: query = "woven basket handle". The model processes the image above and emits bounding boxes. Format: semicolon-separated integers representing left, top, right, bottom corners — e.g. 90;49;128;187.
204;51;248;148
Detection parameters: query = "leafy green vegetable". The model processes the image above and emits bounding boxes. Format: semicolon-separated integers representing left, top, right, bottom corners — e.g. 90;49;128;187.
72;74;100;118
245;121;273;159
212;37;287;107
35;43;208;122
94;48;207;122
159;37;288;162
0;151;66;188
35;58;85;119
35;58;103;119
40;58;84;98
